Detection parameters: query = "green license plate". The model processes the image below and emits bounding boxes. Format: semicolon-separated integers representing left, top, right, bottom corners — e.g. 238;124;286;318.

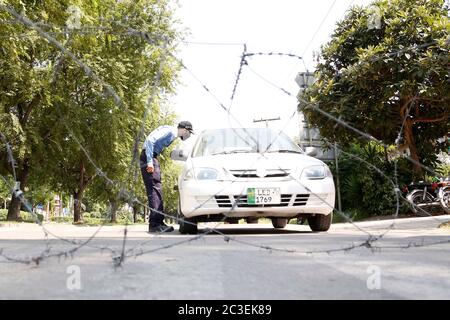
247;188;281;204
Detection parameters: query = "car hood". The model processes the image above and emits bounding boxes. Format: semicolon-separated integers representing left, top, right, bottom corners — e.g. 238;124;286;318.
188;152;325;171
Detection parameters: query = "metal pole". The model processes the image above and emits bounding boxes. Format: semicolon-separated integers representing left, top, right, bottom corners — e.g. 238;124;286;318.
253;117;281;127
334;143;342;212
308;123;313;147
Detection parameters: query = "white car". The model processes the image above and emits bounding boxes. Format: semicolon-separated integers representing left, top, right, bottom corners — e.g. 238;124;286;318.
171;128;335;234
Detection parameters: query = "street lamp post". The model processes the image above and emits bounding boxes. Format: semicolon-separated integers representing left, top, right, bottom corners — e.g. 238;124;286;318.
295;72;315;148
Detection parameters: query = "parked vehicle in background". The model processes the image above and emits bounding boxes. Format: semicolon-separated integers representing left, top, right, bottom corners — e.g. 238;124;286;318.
171;127;336;234
405;178;450;215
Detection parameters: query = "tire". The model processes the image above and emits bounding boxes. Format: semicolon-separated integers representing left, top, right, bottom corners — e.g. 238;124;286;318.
179;217;198;234
308;213;332;232
178;201;198;234
407;189;435;214
246;217;259;224
271;218;287;229
439;186;450;214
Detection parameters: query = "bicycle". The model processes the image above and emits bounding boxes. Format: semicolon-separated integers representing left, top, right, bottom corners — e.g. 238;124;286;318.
405;179;450;215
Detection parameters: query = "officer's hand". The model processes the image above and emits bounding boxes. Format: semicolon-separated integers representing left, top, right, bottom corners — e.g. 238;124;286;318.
146;165;154;173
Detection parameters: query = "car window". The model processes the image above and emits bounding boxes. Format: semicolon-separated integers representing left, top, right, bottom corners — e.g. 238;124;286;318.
192;128;302;157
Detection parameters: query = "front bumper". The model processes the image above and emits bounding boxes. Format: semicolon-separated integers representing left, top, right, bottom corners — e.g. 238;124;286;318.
179;177;335;219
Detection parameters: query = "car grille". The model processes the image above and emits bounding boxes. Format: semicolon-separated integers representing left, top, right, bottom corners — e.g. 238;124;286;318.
229;169;291;178
215;194;310;208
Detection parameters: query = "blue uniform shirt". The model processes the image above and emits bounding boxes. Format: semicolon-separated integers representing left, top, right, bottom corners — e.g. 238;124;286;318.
143;125;178;166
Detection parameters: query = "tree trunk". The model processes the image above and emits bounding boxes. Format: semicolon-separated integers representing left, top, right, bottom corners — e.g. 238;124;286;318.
143;205;148;222
404;118;423;179
73;190;84;223
132;204;138;223
7;195;22;221
7;159;30;221
109;198;118;223
73;160;88;223
46;201;50;221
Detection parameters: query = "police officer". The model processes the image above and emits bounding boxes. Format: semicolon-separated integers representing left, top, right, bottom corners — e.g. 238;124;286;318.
140;121;193;232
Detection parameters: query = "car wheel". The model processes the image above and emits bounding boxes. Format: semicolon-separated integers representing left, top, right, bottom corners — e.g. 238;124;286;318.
246;217;258;224
308;213;332;232
271;218;287;228
178;200;198;234
179;217;198;234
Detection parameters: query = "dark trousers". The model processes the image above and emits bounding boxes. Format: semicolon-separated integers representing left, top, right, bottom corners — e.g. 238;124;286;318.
140;149;164;226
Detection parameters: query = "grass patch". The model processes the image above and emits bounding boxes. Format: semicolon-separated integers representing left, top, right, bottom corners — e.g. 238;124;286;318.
332;209;372;223
0;209;43;223
71;217;146;226
0;209;147;226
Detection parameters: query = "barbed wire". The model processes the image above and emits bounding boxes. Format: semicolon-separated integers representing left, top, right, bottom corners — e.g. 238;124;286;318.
0;2;449;270
243;57;449;223
0;96;445;267
221;47;448;244
301;0;338;59
0;46;444;264
229;43;247;110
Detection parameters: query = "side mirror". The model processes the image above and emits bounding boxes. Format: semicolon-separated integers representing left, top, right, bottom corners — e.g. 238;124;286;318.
170;149;188;161
305;147;318;157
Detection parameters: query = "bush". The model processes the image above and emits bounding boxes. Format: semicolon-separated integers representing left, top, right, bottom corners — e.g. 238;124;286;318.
330;143;411;217
88;211;105;219
50;216;72;223
437;163;450;178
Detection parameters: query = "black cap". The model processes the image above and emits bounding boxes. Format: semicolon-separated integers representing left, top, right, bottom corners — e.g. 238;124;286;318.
178;121;194;134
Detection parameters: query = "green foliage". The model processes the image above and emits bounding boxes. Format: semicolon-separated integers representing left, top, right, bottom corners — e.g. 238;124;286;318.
50;216;72;223
331;143;410;216
437;163;450;177
303;0;450;177
0;1;182;221
0;175;12;199
159;143;182;215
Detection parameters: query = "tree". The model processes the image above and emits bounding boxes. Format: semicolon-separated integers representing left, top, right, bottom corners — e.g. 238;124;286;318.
0;1;60;220
85;107;179;224
302;0;450;178
0;0;181;221
42;0;180;223
0;174;12;209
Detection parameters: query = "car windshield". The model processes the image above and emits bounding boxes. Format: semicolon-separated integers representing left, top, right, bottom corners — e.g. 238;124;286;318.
192;128;302;157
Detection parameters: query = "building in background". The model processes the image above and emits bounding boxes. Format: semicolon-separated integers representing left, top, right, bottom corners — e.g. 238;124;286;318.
295;71;335;161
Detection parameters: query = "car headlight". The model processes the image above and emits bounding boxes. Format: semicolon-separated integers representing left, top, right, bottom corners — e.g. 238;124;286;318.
301;165;330;180
184;168;220;180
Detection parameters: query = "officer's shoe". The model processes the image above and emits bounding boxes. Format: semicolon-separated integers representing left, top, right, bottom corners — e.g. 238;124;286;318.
148;223;174;233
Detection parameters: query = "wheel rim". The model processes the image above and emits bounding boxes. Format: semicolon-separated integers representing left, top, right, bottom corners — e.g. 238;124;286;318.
440;188;450;213
410;192;434;214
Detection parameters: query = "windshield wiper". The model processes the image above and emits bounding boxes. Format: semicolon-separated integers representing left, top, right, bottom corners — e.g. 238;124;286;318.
211;150;253;156
266;149;303;154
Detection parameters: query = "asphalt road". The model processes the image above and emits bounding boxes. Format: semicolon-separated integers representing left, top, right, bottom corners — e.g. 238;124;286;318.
0;216;449;299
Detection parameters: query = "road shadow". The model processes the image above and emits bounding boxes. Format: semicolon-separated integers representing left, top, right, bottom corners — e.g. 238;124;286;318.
195;227;312;235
